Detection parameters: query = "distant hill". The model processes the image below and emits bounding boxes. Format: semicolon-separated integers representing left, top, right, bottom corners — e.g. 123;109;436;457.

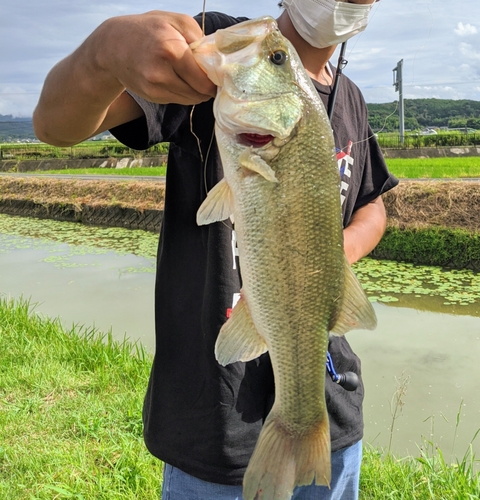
2;99;480;142
0;115;36;142
367;98;480;133
0;115;110;143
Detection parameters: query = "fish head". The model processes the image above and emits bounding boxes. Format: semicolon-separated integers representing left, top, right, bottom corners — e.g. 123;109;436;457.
191;17;313;153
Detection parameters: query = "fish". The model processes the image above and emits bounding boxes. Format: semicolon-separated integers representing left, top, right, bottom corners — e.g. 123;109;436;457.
191;16;377;500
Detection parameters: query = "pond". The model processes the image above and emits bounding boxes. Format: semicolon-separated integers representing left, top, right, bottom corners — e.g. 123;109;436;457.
0;213;479;463
0;214;157;351
351;305;480;463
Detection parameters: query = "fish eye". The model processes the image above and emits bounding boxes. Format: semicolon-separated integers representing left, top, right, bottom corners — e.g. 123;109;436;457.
269;50;287;65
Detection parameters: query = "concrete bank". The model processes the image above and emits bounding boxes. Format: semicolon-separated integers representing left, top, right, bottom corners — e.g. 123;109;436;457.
1;147;479;172
0;155;167;173
382;146;480;159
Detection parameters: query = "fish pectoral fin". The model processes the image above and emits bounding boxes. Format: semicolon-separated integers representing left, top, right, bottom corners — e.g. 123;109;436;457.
330;257;377;335
215;295;268;366
196;178;234;226
239;149;278;183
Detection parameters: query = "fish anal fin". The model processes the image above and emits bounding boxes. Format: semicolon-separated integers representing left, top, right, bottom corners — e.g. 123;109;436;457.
330;257;377;335
215;295;268;366
197;178;234;226
239;149;278;183
243;410;331;500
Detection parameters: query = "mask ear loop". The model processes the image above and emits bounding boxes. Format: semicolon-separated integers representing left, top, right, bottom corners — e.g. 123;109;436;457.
327;41;348;121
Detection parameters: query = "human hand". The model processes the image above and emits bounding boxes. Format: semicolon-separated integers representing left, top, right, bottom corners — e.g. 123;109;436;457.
91;11;217;105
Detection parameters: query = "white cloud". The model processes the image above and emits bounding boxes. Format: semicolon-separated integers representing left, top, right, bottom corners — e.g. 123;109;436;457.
0;86;39;117
459;43;480;66
3;0;480;113
454;22;477;36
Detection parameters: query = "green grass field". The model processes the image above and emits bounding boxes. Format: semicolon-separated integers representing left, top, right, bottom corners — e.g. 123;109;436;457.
28;157;480;180
385;157;480;179
37;166;167;176
1;297;479;499
0;298;162;499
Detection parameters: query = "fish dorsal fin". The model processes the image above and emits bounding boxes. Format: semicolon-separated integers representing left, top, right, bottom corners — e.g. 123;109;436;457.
239;149;278;183
215;294;268;366
330;257;377;335
197;178;234;226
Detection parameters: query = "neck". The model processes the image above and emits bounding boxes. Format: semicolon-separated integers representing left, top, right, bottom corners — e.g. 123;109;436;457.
276;11;337;85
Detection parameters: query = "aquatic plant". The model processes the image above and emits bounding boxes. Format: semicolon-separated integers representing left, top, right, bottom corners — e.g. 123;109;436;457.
2;214;480;315
354;258;480;315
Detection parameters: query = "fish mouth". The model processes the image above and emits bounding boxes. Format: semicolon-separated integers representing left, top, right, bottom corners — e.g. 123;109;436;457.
238;133;275;147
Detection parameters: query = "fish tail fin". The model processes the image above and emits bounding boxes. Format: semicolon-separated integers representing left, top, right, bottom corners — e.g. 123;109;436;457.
243;410;331;500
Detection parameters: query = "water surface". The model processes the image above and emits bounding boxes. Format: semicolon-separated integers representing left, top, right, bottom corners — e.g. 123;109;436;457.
350;304;480;462
0;215;157;350
1;214;479;462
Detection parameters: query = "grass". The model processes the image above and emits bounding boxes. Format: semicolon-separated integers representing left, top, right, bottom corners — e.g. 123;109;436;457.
371;226;480;271
34;166;167;177
360;444;480;499
27;157;480;180
385;157;480;179
360;379;480;499
1;297;480;498
0;297;162;499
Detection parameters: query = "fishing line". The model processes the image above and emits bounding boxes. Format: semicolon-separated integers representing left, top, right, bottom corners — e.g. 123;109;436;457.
195;0;215;198
195;0;230;229
201;0;207;35
189;104;217;196
341;0;381;56
203;127;216;195
337;0;435;153
337;100;399;153
190;106;204;165
345;0;435;89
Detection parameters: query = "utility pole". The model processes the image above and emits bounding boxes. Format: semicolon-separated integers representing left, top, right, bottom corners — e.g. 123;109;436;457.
392;59;405;144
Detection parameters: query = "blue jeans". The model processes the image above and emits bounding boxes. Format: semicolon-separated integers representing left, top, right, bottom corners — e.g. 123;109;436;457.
161;440;362;500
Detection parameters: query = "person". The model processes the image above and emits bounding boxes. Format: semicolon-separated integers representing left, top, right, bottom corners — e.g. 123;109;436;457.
33;1;398;498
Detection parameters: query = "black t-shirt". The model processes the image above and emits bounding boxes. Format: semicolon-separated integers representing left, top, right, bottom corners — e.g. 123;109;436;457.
111;11;398;486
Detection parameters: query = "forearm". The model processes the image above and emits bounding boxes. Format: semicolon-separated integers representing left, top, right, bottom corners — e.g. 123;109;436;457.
33;11;216;148
343;196;387;265
33;33;125;146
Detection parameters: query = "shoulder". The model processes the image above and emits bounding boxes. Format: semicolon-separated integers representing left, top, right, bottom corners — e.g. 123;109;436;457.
338;73;367;112
193;11;250;34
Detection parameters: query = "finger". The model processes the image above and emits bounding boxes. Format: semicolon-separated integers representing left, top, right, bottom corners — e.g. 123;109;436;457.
159;38;217;99
175;50;217;98
134;66;214;105
168;15;217;97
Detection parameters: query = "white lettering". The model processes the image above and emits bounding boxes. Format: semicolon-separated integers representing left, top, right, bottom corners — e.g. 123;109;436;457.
231;229;239;270
343;155;353;178
232;293;241;309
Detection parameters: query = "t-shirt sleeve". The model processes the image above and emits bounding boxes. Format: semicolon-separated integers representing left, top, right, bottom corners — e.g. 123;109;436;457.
353;123;398;213
332;77;399;226
110;97;167;150
193;12;249;34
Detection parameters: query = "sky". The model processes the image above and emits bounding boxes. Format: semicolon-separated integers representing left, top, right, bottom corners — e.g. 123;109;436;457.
1;0;479;117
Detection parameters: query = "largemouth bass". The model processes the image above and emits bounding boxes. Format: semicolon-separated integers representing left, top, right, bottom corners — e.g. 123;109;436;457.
191;16;376;500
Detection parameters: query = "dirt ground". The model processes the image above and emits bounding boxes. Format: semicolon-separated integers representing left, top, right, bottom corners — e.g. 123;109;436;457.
0;176;478;233
0;176;165;211
384;180;480;232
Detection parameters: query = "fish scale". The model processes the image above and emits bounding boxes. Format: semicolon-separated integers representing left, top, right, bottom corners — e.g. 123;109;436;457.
191;16;376;500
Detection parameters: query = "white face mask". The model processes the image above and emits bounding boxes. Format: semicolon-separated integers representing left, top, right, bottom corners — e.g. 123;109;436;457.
283;0;374;49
